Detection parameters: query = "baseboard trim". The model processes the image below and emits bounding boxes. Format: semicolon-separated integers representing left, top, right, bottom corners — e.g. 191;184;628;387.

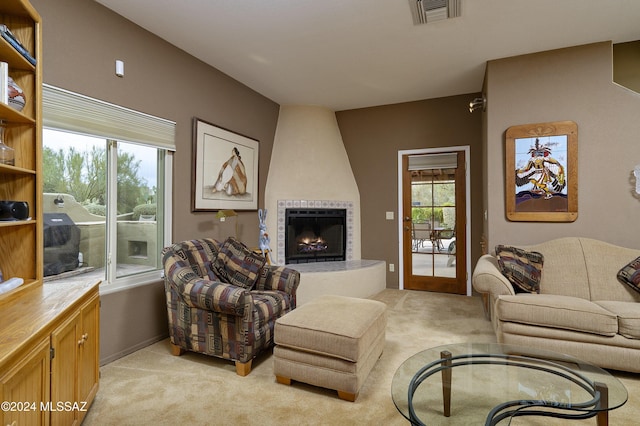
100;333;169;366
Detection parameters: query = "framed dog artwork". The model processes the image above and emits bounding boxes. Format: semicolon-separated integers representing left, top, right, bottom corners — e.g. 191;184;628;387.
192;118;259;211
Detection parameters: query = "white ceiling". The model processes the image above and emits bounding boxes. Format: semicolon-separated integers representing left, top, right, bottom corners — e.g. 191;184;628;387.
94;0;640;111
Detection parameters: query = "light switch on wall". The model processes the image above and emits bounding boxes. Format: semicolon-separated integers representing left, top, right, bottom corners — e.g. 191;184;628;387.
385;211;394;220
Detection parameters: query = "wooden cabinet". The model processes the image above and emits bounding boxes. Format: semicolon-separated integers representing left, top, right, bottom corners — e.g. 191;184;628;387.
0;0;43;300
0;280;100;426
0;339;50;426
50;293;99;426
78;296;100;408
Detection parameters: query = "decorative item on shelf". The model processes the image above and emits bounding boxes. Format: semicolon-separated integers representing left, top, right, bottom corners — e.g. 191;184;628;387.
216;209;238;238
0;61;7;105
0;121;15;165
258;208;271;264
634;164;640;198
7;76;25;112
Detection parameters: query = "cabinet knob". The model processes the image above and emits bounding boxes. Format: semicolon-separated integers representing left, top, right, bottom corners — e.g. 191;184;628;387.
78;333;90;346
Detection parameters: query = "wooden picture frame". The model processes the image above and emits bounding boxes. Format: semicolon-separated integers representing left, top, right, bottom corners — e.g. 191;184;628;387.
505;120;578;222
192;118;259;212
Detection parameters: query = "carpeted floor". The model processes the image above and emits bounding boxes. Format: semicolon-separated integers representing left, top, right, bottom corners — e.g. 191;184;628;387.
84;289;639;425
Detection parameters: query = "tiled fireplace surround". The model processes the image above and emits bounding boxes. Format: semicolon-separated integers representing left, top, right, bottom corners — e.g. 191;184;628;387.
276;199;354;266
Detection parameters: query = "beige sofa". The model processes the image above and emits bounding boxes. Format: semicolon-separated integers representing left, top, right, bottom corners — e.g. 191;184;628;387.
473;237;640;373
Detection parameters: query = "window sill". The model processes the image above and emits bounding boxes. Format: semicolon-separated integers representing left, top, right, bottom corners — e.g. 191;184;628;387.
99;270;164;295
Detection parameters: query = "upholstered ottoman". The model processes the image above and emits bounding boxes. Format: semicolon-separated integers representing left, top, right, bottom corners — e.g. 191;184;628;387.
273;294;387;402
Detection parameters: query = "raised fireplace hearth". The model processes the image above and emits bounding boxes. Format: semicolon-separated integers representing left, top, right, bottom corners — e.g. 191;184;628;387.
285;208;346;264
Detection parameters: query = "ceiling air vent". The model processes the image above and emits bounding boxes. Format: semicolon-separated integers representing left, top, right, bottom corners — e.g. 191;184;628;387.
409;0;461;25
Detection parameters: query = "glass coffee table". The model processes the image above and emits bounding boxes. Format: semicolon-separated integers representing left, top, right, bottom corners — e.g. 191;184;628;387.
391;343;627;426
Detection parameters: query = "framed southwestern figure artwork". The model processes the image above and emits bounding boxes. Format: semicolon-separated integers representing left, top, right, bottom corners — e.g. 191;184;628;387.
505;120;578;222
192;118;259;211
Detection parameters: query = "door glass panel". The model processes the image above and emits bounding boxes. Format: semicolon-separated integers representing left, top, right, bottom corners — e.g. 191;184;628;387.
411;168;456;278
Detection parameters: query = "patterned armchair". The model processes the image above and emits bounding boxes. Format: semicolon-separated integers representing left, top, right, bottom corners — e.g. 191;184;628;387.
162;237;300;376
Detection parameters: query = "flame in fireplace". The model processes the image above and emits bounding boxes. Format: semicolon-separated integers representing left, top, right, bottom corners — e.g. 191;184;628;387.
297;237;328;253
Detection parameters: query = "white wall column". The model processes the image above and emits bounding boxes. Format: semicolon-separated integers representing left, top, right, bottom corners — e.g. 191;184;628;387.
265;105;361;264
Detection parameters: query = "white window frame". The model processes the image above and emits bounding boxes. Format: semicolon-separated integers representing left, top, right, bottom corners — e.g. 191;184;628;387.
42;84;175;291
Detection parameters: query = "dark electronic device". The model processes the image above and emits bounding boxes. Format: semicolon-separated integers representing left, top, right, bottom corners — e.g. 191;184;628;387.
0;201;29;221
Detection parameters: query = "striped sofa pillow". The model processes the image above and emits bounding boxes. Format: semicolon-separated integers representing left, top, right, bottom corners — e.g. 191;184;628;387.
617;256;640;295
495;245;544;294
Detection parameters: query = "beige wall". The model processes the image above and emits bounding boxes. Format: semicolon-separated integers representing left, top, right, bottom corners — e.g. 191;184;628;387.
484;42;640;250
32;0;280;364
336;95;484;288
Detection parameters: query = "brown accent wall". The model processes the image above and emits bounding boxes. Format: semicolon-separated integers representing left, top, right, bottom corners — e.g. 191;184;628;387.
336;95;484;288
31;0;280;364
32;0;279;246
484;42;640;250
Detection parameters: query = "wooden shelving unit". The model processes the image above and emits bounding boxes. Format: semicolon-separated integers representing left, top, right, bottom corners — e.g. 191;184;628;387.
0;4;101;424
0;0;42;301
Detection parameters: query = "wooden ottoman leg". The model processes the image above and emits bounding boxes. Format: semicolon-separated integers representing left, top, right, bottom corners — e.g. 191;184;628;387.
337;390;358;402
276;375;292;386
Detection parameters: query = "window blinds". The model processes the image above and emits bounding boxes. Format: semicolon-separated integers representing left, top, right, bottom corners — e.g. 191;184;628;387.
42;84;176;151
408;153;457;170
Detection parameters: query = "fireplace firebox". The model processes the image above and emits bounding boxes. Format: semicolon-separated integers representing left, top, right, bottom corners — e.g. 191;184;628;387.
285;208;346;264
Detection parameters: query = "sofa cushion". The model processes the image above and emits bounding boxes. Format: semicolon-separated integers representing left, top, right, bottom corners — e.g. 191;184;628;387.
617;256;640;295
595;301;640;340
521;238;590;299
496;294;618;336
495;245;544;293
213;237;266;289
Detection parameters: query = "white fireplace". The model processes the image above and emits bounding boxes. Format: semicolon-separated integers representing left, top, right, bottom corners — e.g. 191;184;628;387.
264;106;384;304
265;105;361;265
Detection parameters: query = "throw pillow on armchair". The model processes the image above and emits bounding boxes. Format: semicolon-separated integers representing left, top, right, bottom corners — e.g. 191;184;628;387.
213;237;266;289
